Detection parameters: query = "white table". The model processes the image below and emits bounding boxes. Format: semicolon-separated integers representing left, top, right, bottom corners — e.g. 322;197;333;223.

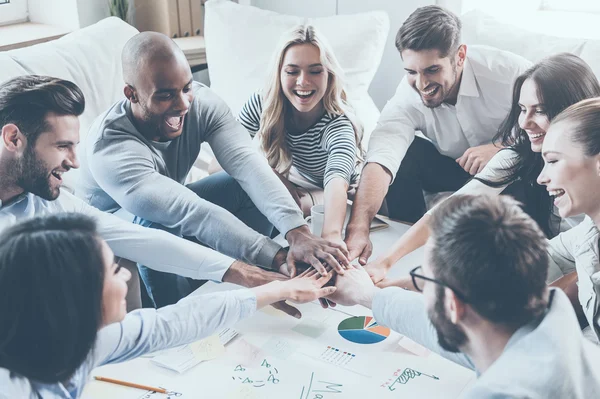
82;217;474;399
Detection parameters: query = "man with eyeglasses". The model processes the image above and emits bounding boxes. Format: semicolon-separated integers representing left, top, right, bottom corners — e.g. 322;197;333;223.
329;194;600;398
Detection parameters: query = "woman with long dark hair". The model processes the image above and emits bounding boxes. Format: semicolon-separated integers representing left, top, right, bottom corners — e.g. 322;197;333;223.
365;53;600;285
0;214;336;397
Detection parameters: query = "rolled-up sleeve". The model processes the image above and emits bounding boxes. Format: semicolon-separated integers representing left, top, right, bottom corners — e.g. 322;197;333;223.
372;287;474;370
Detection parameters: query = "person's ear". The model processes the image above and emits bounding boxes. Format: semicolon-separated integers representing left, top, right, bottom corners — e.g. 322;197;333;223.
124;84;138;103
1;123;26;153
456;44;467;68
445;287;465;324
595;155;600;177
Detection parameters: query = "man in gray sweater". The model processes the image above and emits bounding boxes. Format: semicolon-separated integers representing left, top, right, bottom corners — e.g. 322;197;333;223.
78;32;349;307
329;195;600;398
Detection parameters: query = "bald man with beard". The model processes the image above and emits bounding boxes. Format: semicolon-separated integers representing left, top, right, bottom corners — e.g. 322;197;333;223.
77;32;349;308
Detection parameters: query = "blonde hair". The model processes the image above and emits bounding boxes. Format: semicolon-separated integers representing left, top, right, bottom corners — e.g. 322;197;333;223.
259;24;363;175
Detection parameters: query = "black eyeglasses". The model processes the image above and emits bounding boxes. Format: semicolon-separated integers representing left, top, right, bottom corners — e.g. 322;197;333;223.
409;266;469;303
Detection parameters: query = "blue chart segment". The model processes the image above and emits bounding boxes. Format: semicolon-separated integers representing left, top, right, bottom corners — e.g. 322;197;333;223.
337;316;390;344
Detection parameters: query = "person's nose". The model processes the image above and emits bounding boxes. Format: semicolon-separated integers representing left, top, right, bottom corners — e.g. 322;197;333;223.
296;71;309;87
65;148;80;170
520;110;536;130
537;163;549;186
175;91;191;112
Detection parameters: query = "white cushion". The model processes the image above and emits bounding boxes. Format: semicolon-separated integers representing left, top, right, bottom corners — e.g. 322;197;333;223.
2;17;138;138
0;17;139;190
461;10;600;78
204;0;389;148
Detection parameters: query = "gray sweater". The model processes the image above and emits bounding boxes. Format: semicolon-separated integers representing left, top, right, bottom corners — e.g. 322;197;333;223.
78;83;306;268
373;287;600;398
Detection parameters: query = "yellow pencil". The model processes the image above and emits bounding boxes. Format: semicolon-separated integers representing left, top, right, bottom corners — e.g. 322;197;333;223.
93;376;167;394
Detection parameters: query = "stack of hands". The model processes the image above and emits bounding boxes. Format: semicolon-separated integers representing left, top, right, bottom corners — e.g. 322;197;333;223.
251;225;408;318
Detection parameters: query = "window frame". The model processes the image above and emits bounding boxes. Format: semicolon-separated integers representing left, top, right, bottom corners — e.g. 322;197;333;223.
0;0;28;26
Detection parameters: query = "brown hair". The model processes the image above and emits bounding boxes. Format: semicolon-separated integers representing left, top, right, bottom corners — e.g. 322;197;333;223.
552;97;600;157
0;75;85;144
396;5;462;57
429;194;549;327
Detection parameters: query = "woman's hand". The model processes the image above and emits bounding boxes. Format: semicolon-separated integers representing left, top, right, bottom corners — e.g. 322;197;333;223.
252;268;337;315
282;267;337;303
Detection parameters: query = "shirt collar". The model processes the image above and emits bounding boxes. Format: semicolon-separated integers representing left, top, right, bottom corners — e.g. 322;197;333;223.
457;58;479;98
0;192;28;209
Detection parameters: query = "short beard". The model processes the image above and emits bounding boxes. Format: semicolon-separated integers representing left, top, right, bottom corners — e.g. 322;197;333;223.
15;146;57;201
428;285;468;353
137;99;163;140
421;62;459;109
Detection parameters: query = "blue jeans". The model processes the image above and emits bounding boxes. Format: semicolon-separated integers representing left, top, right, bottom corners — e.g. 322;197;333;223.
135;171;273;308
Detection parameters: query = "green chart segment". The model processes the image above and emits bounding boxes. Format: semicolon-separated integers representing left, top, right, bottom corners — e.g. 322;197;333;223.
337;316;390;344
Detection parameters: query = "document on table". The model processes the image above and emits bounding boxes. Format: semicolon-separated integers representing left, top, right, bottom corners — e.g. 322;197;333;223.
150;328;238;373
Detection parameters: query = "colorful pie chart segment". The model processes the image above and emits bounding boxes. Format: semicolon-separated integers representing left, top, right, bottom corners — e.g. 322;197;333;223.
337;316;390;344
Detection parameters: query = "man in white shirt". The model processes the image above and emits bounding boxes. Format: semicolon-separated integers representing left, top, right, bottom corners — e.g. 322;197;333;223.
330;195;600;398
345;5;531;264
0;75;304;317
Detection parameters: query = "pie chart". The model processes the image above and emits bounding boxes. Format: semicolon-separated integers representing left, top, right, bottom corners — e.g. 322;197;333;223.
337;316;390;344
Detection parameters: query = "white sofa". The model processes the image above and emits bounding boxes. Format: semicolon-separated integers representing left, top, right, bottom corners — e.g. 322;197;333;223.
0;17;138;190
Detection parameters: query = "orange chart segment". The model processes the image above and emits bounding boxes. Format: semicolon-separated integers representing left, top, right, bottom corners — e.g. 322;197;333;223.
366;325;390;337
363;316;373;328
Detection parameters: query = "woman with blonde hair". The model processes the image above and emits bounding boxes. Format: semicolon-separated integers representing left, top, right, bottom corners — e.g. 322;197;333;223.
214;24;362;248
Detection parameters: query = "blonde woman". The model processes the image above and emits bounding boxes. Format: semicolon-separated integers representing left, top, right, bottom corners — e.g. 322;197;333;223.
214;25;362;248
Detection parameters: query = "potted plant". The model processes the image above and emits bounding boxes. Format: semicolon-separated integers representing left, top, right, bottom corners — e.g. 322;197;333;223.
109;0;129;23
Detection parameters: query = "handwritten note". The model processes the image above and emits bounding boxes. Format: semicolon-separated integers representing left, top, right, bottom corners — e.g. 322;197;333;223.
190;334;225;361
262;337;296;360
230;338;266;367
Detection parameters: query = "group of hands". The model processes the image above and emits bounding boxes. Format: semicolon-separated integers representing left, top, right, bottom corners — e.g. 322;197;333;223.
257;223;397;318
262;143;502;317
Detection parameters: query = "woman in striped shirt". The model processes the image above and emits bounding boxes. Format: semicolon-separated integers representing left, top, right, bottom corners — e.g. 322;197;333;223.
219;25;363;249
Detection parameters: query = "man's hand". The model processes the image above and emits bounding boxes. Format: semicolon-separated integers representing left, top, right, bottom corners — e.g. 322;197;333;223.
326;266;377;307
222;260;302;318
364;257;392;284
344;225;373;265
285;226;350;276
456;143;501;175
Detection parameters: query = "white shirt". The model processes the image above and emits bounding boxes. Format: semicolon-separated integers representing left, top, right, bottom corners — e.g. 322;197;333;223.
0;190;234;282
373;287;600;398
366;45;532;182
0;290;257;398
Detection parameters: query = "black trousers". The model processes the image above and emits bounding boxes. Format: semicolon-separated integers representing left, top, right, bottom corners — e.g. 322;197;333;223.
386;137;471;223
386;137;530;224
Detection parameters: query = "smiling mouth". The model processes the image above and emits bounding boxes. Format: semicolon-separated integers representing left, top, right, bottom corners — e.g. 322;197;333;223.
165;115;184;130
420;86;439;97
529;132;546;140
548;189;565;200
51;170;64;182
294;90;315;99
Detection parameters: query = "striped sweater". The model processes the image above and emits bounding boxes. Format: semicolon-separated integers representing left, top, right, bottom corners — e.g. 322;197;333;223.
238;92;358;188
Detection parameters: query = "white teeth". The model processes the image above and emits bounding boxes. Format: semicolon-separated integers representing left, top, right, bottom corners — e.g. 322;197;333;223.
421;86;437;96
295;90;313;96
530;132;545;139
548;189;565;197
